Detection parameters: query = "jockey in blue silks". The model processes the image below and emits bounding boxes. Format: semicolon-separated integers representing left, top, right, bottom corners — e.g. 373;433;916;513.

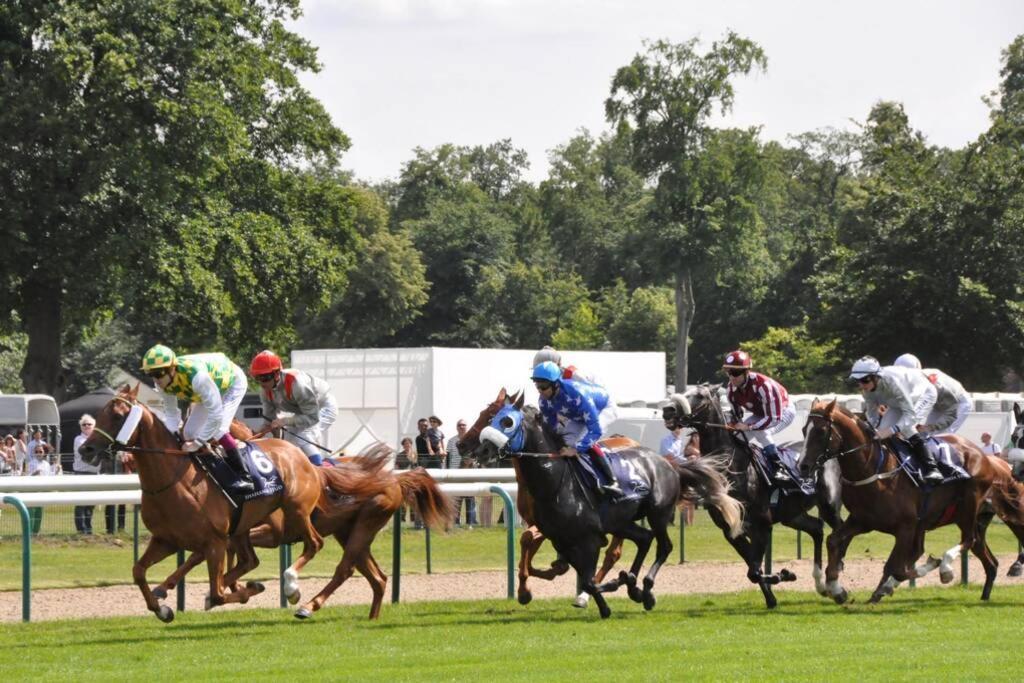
531;361;621;496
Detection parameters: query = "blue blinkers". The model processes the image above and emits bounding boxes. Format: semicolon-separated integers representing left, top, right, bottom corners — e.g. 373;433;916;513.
490;404;526;453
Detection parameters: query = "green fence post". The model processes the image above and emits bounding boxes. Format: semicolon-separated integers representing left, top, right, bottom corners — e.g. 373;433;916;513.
765;528;773;575
391;509;402;603
176;550;186;612
961;550;969;586
796;530;802;560
133;505;140;565
489;485;516;599
3;495;32;622
425;526;432;574
678;518;686;564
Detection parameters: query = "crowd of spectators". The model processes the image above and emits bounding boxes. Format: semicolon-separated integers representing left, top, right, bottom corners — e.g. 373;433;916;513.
397;415;478;527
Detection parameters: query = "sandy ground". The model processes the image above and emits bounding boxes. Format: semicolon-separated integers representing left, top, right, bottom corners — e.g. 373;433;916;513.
4;553;1024;623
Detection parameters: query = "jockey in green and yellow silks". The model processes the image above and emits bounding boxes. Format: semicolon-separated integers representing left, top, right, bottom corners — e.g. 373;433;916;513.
141;344;254;491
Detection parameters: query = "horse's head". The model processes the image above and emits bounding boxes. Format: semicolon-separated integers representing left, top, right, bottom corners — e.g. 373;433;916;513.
1013;404;1024;449
798;398;872;478
79;383;151;465
472;392;529;465
459;388;520;458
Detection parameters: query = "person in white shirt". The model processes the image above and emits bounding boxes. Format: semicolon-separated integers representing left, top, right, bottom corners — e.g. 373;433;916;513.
850;355;942;483
72;414;100;534
980;432;1002;458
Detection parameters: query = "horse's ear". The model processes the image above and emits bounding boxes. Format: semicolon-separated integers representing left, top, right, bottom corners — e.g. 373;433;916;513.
514;391;525;410
118;382;132;395
130;383;140;399
496;387;507;403
825;398;838;415
1015;403;1022;421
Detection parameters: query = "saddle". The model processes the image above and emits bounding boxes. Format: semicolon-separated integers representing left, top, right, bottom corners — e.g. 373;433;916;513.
572;439;649;502
749;444;816;496
192;442;284;507
888;436;971;487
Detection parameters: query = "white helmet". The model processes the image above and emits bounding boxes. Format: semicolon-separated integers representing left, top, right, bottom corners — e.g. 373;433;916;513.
532;346;561;368
893;353;922;369
849;355;882;381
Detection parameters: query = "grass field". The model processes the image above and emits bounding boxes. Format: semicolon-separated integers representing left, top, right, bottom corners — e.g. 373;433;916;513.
3;512;1022;591
0;586;1022;681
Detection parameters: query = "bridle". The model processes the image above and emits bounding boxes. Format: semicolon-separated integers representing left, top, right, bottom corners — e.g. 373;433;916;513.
804;411;900;486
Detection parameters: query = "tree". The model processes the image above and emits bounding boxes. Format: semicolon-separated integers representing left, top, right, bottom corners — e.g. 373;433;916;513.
551;302;606;350
605;33;769;389
0;0;350;396
601;281;678;380
741;324;843;394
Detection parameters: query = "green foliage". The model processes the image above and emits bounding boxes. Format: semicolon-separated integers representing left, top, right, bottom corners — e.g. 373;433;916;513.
62;318;142;397
740;324;844;393
601;282;677;378
552;302;606;350
0;328;27;394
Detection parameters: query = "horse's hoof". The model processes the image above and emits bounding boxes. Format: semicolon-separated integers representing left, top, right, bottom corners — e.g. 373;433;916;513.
779;569;797;582
518;591;534;606
642;591;656;611
294;607;312;620
286;589;301;605
833;589;848;605
940;569;954;585
156;605;174;623
152;586;168;600
619;570;635;588
246;581;266;595
204;594;213;611
627;585;643;603
598;605;611;619
1008;563;1023;578
571;594;588;609
765;595;778;609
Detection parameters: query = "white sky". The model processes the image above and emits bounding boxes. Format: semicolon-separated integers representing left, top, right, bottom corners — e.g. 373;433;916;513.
290;0;1023;183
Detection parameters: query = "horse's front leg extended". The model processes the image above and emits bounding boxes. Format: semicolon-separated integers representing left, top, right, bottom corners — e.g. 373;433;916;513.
826;516;870;605
151;550;205;600
134;537;180;622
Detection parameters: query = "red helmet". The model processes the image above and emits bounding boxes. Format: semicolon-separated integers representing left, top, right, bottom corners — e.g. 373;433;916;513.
722;350;752;370
249;350;283;376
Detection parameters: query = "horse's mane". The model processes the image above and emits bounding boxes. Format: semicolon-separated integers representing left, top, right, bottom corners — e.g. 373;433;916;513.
522;405;565;449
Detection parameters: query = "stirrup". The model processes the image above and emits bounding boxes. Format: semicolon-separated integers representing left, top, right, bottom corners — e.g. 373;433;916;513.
601;483;623;496
923;469;943;483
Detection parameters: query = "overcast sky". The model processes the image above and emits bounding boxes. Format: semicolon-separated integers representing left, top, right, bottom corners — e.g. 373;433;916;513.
290;0;1023;183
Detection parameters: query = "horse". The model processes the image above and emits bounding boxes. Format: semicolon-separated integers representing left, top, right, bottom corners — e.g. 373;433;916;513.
798;398;1024;604
458;388;627;607
471;392;743;619
664;385;843;608
79;384;326;622
1006;404;1024;576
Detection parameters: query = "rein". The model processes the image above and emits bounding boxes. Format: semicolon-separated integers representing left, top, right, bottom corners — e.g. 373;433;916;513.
806;411;901;487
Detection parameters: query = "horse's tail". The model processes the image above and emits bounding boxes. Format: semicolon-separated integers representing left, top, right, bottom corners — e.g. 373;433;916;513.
396;468;457;531
673;454;744;538
988;461;1024;529
316;451;402;509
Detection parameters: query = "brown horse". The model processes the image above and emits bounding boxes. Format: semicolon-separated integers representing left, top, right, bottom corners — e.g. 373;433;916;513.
243;445;455;619
80;384;325;622
799;398;1024;604
458;388;629;607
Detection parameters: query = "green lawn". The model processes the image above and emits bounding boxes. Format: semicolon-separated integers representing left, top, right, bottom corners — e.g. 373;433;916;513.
2;512;1021;591
0;586;1021;681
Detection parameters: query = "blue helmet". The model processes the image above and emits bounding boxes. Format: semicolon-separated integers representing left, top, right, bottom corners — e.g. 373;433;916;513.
531;361;561;383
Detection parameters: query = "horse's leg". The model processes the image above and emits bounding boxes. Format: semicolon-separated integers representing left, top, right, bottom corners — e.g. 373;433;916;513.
710;506;779;609
869;526;918;603
152;550;205;601
356;549;389;620
133;537;179;622
281;507;325;606
566;540;610;619
295;525;368;619
937;492;983;585
825;516;870;605
637;511;674;611
575;536;623;609
223;534;265;599
597;522;653;603
969;521;999;600
203;542;230;609
779;510;824;586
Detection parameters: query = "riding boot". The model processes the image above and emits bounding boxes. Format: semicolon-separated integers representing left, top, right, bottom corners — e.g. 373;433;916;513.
763;444;792;484
909;434;943;484
223;444;255;492
590;445;622;496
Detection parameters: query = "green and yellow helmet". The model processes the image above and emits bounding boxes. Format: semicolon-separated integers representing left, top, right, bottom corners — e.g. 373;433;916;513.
141;344;176;371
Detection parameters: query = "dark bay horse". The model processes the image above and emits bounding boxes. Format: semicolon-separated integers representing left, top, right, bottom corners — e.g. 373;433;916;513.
80;384;326;622
665;385;843;608
472;393;743;619
799;398;1024;603
458;388;626;607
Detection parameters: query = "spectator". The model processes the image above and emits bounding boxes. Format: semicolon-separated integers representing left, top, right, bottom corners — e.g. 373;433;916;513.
27;444;54;534
427;416;445;465
0;434;15;473
72;414;100;535
660;420;699;525
13;429;28;475
395;437;418;470
980;432;1002;459
26;429;52;462
415;418;441;467
446;419;478;528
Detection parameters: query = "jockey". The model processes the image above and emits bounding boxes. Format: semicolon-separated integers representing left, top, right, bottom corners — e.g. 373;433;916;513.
531;360;621;496
850;355;943;483
893;354;973;435
533;345;595;383
140;344;254;492
722;350;796;484
250;350;338;466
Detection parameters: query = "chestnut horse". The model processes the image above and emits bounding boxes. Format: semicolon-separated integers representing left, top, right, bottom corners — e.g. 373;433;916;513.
458;388;625;607
80;384;325;622
799;399;1024;604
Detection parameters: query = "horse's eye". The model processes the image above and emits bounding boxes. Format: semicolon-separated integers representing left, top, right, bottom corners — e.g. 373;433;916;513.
500;416;514;430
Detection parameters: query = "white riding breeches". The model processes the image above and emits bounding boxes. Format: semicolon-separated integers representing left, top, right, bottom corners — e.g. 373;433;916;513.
183;372;248;442
744;405;796;449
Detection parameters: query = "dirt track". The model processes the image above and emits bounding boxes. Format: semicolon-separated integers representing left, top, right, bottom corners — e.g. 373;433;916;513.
4;553;1024;623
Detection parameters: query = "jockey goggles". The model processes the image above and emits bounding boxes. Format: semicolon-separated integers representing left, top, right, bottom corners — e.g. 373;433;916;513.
145;367;171;379
254;372;277;383
725;368;746;378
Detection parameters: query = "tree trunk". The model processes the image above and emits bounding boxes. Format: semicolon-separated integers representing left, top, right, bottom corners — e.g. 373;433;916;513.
19;273;67;400
674;266;696;391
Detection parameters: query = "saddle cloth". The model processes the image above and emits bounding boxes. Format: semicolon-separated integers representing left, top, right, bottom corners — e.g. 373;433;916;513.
889;436;971;487
751;445;817;496
193;442;284;505
573;439;649;501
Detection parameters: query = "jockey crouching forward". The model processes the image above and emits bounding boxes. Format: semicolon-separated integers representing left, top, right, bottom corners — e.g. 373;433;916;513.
893;353;973;435
141;344;254;492
722;350;796;485
531;361;622;496
250;350;338;466
850;355;943;484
